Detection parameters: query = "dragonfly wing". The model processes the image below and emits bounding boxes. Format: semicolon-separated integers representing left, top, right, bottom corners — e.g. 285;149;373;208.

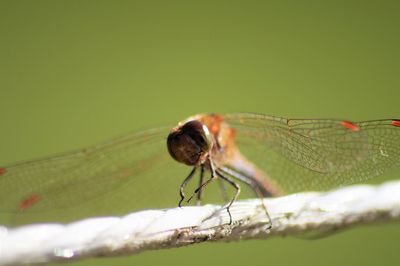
225;113;400;194
0;127;189;224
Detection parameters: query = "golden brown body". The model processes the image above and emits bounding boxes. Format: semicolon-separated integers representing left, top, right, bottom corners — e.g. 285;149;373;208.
167;114;281;223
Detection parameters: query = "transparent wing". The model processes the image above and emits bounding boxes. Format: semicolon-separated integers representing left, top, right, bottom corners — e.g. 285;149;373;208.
225;113;400;194
2;113;399;225
0;127;192;225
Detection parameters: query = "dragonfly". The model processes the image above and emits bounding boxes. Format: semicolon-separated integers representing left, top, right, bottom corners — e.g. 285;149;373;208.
0;113;399;226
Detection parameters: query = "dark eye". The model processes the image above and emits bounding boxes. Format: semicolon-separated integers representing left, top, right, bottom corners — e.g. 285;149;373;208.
167;120;212;166
181;120;212;152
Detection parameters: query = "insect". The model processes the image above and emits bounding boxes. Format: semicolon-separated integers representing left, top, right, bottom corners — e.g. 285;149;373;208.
0;113;399;225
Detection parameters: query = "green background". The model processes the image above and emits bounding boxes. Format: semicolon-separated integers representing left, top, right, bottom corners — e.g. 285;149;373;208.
0;1;399;266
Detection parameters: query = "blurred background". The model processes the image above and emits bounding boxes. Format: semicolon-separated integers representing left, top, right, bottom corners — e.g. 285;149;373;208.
0;0;399;265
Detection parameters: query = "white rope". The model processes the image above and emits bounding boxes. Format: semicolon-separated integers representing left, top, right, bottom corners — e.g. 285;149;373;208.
1;180;400;266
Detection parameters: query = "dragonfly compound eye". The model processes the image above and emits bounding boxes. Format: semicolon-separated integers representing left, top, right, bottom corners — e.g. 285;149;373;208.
167;120;213;166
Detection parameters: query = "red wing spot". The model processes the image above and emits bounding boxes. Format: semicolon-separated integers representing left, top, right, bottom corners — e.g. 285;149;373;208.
19;194;41;211
0;167;6;175
391;120;400;127
340;121;360;132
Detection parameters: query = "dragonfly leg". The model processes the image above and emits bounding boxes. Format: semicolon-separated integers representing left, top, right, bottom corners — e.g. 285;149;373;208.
178;167;197;207
215;170;240;225
219;166;272;229
187;161;217;203
196;165;205;205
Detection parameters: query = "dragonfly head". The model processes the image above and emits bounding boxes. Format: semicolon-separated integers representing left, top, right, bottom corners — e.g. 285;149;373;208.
167;120;213;166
